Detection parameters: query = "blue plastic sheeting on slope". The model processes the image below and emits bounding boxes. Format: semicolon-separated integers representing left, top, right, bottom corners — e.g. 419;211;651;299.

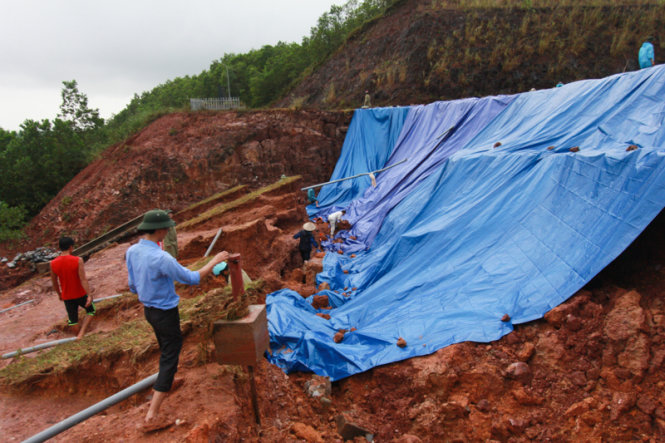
307;107;409;218
268;65;665;381
340;95;514;252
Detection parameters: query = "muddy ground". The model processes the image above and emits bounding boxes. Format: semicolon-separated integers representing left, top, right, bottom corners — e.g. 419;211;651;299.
0;109;663;441
1;186;664;442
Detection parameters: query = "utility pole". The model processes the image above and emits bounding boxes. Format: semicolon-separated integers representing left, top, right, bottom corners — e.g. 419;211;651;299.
221;62;231;99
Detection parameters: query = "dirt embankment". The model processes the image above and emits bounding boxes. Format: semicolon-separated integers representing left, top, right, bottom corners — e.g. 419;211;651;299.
280;1;663;109
1;109;350;258
1;207;664;441
0;113;663;440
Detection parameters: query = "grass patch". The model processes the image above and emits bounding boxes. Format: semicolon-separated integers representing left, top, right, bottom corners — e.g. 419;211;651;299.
0;281;267;387
178;176;301;230
0;317;154;386
176;185;246;216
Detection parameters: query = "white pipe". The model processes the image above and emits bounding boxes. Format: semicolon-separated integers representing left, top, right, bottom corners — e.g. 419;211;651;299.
94;294;124;302
300;158;408;191
2;337;77;359
22;373;159;443
204;228;223;257
0;299;35;314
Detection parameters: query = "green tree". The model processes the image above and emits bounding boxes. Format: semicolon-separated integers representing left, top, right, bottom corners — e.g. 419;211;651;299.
58;80;104;131
0;201;26;242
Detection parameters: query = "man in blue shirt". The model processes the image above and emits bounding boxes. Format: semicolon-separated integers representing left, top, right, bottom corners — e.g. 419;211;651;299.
639;38;655;69
126;209;229;431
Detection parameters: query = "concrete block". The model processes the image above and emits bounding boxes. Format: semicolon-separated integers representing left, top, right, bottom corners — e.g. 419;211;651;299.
213;304;269;366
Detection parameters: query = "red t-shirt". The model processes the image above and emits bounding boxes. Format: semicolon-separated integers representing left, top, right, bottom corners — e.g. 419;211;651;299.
50;255;86;300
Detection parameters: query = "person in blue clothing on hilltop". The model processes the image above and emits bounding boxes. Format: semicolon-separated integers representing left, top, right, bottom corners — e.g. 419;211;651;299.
639;37;655;69
126;209;229;432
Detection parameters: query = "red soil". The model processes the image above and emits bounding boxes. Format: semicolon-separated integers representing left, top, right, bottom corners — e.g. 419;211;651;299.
0;109;663;441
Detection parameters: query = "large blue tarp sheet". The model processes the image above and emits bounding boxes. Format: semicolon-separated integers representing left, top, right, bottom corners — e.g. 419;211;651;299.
269;65;665;381
308;107;409;218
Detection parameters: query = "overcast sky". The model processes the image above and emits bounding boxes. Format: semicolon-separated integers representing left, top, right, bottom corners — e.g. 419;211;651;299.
0;0;344;131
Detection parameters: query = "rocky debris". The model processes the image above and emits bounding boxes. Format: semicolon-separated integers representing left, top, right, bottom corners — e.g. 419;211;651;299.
493;142;502;148
304;375;332;400
504;362;531;383
476;399;491;413
395;435;422;443
547;145;556;150
335;413;373;441
604;290;650;377
396;337;407;348
312;295;329;309
610;392;637;420
4;247;58;269
501;314;511;322
626;144;639;151
333;329;348;343
511;387;543;406
291;422;324;443
316;313;331;320
569;146;580;152
516;342;535;361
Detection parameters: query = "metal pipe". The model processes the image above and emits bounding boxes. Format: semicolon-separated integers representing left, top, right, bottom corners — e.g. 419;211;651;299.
300;158;408;191
22;373;158;443
204;228;223;257
94;294;123;302
0;299;35;314
247;365;261;425
2;337;77;359
228;253;244;301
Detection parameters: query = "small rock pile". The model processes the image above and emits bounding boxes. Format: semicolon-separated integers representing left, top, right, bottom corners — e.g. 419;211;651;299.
3;247;59;269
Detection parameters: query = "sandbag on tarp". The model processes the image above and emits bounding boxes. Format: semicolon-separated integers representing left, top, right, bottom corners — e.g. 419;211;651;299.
269;65;665;381
339;95;514;252
307;107;409;218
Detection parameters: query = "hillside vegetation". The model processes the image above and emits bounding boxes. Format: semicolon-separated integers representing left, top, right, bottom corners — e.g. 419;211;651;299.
282;0;665;108
1;0;663;243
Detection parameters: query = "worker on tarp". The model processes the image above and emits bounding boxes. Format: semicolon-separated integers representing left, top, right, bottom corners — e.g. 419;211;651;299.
639;38;655;69
307;188;319;207
293;222;319;262
212;261;253;287
328;210;346;236
362;90;371;108
126;209;229;431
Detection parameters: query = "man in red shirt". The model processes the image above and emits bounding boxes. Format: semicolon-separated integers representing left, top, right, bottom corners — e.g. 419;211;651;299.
50;236;94;339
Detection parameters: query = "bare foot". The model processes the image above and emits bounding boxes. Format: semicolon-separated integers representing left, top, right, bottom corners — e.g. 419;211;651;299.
139;416;172;433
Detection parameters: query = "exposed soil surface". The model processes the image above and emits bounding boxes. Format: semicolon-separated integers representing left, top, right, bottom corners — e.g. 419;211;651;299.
0;109;350;262
0;106;664;441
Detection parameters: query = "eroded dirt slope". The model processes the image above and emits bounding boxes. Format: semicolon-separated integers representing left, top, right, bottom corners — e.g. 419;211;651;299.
1;109;350;258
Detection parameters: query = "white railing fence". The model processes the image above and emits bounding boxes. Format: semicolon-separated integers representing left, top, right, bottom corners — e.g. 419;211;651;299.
190;97;245;111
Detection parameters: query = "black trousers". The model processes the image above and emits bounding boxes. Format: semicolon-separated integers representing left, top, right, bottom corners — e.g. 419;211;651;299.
299;248;311;261
144;306;183;392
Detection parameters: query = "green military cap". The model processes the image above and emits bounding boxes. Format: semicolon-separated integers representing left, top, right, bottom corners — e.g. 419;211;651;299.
138;209;176;230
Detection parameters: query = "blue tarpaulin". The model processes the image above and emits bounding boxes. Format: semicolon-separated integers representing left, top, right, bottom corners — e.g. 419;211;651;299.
270;65;665;381
308;106;409;218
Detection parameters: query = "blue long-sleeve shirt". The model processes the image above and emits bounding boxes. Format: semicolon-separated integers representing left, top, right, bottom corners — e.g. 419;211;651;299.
126;239;200;309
